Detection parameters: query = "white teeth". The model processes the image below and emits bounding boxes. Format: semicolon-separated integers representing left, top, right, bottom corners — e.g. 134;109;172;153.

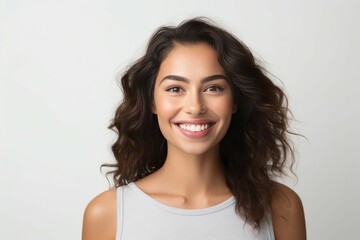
178;123;211;132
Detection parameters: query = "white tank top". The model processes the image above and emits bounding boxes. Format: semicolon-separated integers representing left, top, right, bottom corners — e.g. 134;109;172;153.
116;182;275;240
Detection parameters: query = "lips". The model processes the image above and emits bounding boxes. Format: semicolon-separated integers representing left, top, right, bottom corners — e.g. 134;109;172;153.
174;121;215;138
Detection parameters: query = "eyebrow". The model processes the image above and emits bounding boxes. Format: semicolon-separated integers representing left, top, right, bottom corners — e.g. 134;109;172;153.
160;74;228;84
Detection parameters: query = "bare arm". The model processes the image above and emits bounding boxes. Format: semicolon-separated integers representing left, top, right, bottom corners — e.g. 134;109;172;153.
82;189;117;240
271;182;306;240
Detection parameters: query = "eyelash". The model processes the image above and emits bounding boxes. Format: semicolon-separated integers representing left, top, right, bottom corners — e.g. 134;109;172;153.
205;85;224;92
165;85;224;93
166;86;183;93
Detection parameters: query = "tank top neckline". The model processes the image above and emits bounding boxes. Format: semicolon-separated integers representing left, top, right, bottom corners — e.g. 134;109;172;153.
127;181;236;216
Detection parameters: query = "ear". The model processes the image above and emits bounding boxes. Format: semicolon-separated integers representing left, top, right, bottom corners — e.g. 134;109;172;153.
152;101;157;114
232;103;238;113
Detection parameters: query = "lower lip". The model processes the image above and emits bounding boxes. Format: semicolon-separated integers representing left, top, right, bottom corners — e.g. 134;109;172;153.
175;124;214;138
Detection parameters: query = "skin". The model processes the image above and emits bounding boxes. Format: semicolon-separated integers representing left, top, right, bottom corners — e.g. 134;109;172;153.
82;42;306;240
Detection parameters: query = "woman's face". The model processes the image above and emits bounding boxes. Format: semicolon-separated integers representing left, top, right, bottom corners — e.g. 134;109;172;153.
153;42;236;156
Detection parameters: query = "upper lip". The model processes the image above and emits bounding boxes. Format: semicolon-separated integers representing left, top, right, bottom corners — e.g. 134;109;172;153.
173;119;215;124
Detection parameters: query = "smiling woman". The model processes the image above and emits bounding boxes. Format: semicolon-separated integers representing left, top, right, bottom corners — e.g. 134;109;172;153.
82;17;306;240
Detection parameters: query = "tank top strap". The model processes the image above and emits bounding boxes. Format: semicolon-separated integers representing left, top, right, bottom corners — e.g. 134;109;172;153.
115;186;124;240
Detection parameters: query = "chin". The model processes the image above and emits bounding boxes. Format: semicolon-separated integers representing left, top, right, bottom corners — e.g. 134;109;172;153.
178;143;218;156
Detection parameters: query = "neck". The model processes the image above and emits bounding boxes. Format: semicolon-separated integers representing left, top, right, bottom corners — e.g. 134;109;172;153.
154;144;229;198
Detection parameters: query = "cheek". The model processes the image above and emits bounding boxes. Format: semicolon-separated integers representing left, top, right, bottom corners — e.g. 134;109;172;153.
155;95;179;116
212;96;234;116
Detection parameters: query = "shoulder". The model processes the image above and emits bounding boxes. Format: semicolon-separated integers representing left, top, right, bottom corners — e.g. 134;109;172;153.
270;181;306;240
82;188;118;240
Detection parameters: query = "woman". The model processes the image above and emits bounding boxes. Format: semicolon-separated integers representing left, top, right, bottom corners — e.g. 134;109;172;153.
82;17;306;240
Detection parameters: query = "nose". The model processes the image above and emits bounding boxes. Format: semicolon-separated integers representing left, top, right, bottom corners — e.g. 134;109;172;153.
183;91;207;115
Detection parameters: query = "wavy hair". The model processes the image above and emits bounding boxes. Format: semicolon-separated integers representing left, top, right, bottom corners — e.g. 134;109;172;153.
102;17;296;229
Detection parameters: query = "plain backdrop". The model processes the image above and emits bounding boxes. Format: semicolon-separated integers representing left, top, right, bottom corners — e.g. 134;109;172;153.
1;0;359;239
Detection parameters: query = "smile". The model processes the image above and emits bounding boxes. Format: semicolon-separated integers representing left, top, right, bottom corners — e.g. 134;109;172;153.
175;122;215;138
177;123;211;132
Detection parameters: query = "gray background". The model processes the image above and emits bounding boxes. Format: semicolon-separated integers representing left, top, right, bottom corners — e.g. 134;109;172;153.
1;0;359;239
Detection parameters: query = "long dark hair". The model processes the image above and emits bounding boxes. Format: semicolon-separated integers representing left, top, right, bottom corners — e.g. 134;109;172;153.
102;17;296;229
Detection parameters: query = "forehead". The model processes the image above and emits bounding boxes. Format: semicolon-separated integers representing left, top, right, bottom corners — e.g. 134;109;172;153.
156;42;225;80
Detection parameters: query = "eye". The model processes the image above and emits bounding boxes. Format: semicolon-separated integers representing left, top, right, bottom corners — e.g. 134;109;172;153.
166;86;183;93
205;85;224;92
